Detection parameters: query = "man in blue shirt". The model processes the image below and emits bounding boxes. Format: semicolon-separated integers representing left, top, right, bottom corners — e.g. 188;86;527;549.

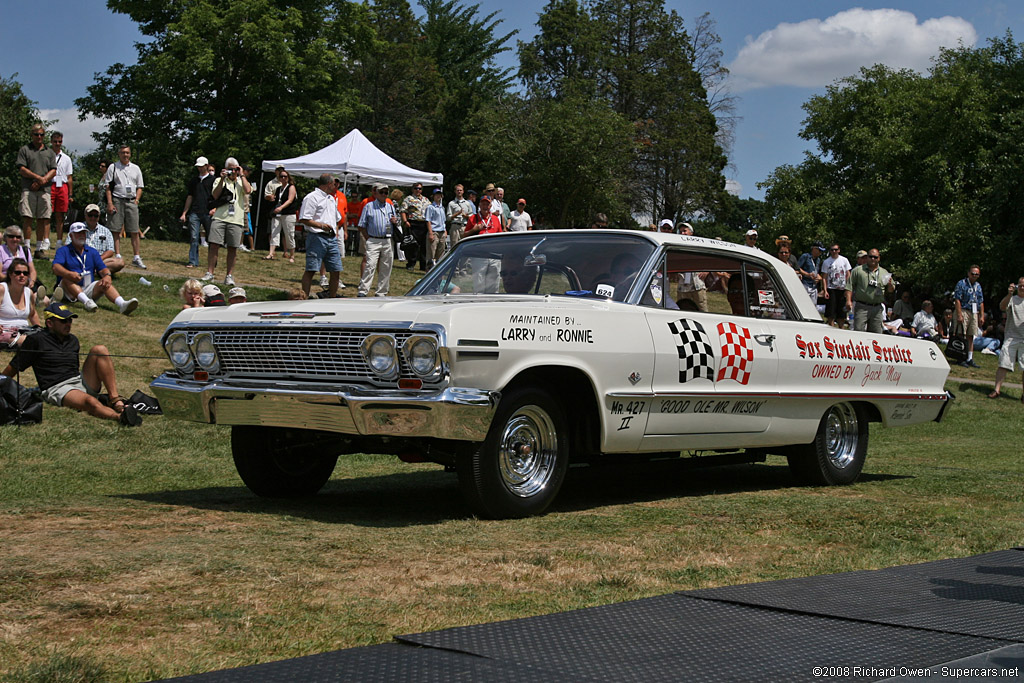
357;182;399;297
797;241;825;304
425;187;447;270
953;265;985;368
52;222;139;315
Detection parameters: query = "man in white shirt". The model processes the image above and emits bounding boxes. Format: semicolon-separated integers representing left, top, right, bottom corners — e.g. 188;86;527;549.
508;198;533;232
988;277;1024;399
911;300;940;340
446;183;474;247
104;145;147;269
50;131;73;248
298;174;344;299
821;243;852;328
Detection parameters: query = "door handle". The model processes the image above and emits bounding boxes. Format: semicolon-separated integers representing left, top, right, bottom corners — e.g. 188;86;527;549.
753;334;776;351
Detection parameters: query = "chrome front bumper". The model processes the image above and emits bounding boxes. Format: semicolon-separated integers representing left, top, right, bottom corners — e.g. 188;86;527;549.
151;374;499;441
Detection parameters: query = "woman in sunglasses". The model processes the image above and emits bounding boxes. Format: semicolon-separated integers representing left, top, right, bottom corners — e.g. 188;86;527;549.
0;257;42;348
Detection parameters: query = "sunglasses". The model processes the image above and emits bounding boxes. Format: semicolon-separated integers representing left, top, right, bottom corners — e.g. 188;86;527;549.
6;235;21;239
12;270;30;276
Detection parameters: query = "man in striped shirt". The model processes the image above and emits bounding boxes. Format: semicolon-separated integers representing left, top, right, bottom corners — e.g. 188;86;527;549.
357;182;399;297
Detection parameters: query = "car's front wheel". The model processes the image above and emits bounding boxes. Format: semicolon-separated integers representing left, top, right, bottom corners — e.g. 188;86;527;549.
231;426;338;497
457;387;569;519
787;402;868;485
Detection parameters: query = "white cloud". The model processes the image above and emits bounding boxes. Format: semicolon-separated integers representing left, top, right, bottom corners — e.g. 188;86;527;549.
725;179;742;196
728;9;977;92
38;108;110;156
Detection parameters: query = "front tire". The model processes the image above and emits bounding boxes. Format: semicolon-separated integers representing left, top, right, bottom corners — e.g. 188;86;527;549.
457;387;569;519
787;402;868;485
231;426;338;497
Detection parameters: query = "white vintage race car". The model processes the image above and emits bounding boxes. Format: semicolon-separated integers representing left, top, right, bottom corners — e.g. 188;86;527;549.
152;230;952;518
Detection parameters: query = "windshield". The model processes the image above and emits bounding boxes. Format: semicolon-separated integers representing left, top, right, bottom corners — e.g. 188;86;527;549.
408;232;657;301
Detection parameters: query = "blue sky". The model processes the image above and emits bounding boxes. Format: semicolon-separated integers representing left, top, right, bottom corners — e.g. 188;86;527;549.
3;1;1023;200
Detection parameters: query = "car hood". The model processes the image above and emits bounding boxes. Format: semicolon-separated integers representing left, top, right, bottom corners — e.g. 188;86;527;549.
170;295;617;326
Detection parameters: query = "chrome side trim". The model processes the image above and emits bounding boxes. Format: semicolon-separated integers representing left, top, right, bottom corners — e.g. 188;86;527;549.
150;374;498;441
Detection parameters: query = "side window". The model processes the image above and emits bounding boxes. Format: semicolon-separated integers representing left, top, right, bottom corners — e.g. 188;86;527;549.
739;266;792;320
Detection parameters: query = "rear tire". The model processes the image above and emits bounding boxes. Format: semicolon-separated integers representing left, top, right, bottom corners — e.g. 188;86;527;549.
787;402;867;485
231;426;338;497
457;387;569;519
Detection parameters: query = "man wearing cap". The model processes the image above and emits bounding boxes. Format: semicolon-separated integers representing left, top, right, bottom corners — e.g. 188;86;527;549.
845;248;894;333
16;123;57;257
465;189;478;214
679;222;694;236
508;198;533;232
425;187;447;270
1;302;142;426
658;219;675;233
446;184;473;247
797;241;825;304
464;196;503;293
821;243;852;327
73;205;123;274
227;287;247;304
357;182;399;297
296;174;344;299
202;284;227;306
52;223;139;315
743;229;760;249
180;156;215;269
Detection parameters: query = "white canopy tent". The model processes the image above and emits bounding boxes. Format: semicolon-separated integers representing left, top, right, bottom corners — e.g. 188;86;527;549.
261;128;443;187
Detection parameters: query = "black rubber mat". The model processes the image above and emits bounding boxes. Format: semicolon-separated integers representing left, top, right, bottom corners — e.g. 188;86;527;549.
160;642;576;682
397;593;1008;682
682;548;1024;641
883;644;1024;681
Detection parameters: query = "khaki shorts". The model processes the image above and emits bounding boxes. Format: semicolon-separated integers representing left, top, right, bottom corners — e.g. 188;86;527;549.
42;374;99;407
998;336;1024;371
109;197;140;233
19;189;51;219
960;311;980;338
209;218;243;248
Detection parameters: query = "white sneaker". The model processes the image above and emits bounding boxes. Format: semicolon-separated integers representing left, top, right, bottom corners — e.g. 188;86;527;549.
52;285;65;303
83;298;98;312
115;253;121;259
201;271;214;282
119;298;139;316
238;245;251;252
132;255;147;269
200;239;208;248
41;238;50;251
320;275;329;288
981;347;998;355
224;274;235;286
338;281;346;289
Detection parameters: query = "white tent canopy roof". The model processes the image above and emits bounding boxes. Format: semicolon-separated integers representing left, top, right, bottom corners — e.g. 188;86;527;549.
261;129;443;187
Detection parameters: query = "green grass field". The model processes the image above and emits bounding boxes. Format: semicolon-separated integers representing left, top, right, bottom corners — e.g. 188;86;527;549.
1;239;1022;681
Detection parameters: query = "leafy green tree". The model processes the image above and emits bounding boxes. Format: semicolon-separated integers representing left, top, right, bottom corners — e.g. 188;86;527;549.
761;34;1024;292
0;75;44;225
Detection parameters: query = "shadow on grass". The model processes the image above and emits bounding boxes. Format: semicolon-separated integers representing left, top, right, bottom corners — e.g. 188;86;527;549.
116;459;911;526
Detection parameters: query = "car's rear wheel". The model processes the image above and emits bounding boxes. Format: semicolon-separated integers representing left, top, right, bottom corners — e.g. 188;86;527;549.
457;387;569;519
231;425;338;497
787;402;867;485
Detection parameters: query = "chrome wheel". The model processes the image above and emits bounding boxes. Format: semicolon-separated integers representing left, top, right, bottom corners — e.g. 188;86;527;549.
823;403;859;470
498;405;558;497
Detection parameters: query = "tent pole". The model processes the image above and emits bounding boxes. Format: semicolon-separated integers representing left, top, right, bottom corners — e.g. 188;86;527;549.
254;169;266;249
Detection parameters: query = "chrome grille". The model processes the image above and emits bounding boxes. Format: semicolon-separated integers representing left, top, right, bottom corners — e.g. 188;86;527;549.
183;326;425;384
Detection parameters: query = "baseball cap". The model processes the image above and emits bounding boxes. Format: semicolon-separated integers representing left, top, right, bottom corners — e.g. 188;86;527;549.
856;250;868;258
202;284;222;298
44;302;78;320
372;182;389;192
466;189;477;196
228;287;246;299
775;235;791;245
484;183;496;191
69;222;88;233
84;203;101;214
659;219;674;229
195;156;209;167
745;229;758;236
811;240;826;250
432;187;443;195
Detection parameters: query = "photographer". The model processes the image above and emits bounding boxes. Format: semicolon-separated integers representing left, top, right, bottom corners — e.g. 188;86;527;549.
987;277;1024;400
201;157;250;288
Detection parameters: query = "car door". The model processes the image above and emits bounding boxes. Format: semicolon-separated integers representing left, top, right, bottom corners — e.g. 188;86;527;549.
642;250;780;438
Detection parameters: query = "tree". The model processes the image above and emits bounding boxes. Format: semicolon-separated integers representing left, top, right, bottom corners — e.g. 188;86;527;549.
761;34;1024;293
0;75;44;225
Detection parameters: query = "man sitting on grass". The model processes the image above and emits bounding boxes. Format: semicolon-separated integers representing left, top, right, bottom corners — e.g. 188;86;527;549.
1;302;142;426
52;222;139;315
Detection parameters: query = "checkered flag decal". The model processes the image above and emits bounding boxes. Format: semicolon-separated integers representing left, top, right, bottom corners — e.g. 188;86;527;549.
716;322;753;385
667;319;715;383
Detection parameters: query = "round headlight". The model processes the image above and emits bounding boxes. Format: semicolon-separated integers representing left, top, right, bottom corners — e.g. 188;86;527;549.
362;335;397;377
166;333;194;373
191;332;220;373
404;336;438;376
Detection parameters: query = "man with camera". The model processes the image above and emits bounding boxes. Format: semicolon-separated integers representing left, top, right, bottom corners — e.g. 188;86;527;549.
844;248;895;333
988;277;1024;400
104;144;146;269
201;157;251;287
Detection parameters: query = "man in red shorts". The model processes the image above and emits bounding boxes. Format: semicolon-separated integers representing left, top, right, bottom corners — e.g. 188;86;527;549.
49;131;74;249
